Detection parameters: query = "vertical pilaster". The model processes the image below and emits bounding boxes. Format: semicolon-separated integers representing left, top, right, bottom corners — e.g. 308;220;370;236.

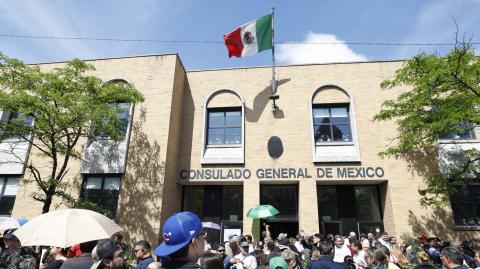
299;179;319;235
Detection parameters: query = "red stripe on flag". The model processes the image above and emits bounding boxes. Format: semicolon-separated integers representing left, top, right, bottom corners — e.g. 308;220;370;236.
223;28;243;58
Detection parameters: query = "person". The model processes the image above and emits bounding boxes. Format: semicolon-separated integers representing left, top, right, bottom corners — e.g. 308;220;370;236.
133;240;154;269
344;256;355;269
60;240;97;269
147;262;162;269
114;234;129;253
214;244;226;260
154;211;205;269
389;246;406;269
312;235;321;251
306;241;343;269
413;251;437;269
388;237;397;248
199;253;223;269
361;239;370;252
245;235;255;254
365;247;388;269
377;233;391;250
269;256;288;269
67;244;82;258
232;242;257;269
367;233;376;246
281;249;299;269
294;236;304;253
44;247;67;269
0;229;36;269
90;239;125;269
350;240;367;269
333;235;351;263
427;238;441;268
440;246;467;269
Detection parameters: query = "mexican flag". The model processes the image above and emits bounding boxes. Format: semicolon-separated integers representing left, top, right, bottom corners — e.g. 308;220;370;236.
223;14;273;58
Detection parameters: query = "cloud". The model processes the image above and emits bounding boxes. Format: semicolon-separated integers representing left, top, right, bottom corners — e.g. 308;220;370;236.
277;32;368;64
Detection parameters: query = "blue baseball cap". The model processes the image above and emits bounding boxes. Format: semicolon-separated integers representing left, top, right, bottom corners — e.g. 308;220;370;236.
154;211;202;257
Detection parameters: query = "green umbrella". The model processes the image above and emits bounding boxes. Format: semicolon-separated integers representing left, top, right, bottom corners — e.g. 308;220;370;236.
246;205;279;219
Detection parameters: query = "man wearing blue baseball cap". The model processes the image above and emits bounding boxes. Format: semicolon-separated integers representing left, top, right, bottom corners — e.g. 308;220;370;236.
154;212;206;269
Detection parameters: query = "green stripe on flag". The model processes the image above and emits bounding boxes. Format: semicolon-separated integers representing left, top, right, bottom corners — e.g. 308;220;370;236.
256;14;273;52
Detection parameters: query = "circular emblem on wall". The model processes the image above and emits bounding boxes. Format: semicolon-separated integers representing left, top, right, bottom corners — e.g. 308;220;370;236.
243;31;254;45
268;136;283;159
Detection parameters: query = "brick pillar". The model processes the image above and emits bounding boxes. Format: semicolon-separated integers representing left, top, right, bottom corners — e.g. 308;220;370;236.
243;179;260;240
299;179;319;235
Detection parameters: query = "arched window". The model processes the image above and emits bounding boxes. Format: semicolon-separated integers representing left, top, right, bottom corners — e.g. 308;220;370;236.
311;85;360;162
202;90;245;164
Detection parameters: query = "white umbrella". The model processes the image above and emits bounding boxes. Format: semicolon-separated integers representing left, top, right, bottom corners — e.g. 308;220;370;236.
202;221;221;230
13;208;122;248
0;217;28;230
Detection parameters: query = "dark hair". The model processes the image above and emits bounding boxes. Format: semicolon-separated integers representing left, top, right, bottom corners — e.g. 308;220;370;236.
379;245;390;256
200;252;223;269
366;247;388;269
79;240;98;253
351;240;362;250
313;233;322;239
245;235;253;242
267;241;275;251
441;246;464;265
318;241;333;256
135;240;151;251
256;253;267;265
115;234;123;241
230;241;240;255
344;255;355;269
381;232;388;236
169;242;190;259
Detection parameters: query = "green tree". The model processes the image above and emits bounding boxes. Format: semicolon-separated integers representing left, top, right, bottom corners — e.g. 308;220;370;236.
374;43;480;207
0;53;144;213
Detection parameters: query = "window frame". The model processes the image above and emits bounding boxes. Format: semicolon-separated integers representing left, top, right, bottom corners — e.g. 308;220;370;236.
79;174;122;218
310;85;361;163
0;176;20;216
206;107;242;147
92;102;133;141
201;89;245;164
448;182;480;229
1;111;34;142
438;122;477;142
312;103;353;144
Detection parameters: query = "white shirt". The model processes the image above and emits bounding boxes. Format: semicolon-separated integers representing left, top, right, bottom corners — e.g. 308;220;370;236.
333;244;351;263
234;253;257;269
294;241;304;252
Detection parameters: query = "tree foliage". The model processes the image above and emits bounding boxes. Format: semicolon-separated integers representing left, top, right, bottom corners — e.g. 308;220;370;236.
0;53;144;213
374;43;480;207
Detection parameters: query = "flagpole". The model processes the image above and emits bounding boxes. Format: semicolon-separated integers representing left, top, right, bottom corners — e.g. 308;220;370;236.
270;7;279;109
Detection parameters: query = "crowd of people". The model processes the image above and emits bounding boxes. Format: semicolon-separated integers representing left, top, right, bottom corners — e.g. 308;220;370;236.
0;211;479;269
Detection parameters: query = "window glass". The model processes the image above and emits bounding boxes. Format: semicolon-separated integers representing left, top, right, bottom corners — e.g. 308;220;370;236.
317;186;338;220
104;177;121;191
354;186;382;221
449;184;480;226
313;108;330;124
207;129;224;144
208;112;225;128
0;177;4;193
313;104;352;143
260;185;298;220
439;122;475;140
85;177;102;190
183;186;205;219
4;178;19;196
80;175;122;218
225;128;241;144
226;111;241;127
222;186;243;221
207;109;242;145
332;124;351;142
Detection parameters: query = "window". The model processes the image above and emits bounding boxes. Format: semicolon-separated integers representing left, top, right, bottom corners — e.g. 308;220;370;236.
93;103;131;139
80;175;121;218
1;111;34;140
0;177;20;216
207;108;242;145
182;185;243;221
449;183;480;226
261;185;298;221
439;122;476;140
313;104;352;143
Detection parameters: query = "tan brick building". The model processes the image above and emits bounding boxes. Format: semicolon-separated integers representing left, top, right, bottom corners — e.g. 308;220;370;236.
1;54;479;245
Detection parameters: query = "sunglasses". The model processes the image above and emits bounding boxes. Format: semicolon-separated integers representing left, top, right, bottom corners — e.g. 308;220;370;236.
217;249;225;252
133;248;142;253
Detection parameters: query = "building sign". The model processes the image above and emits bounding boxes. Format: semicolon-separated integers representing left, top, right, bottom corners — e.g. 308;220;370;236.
179;167;385;180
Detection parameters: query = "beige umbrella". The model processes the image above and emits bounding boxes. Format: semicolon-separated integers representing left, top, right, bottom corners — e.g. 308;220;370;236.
13;208;122;248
